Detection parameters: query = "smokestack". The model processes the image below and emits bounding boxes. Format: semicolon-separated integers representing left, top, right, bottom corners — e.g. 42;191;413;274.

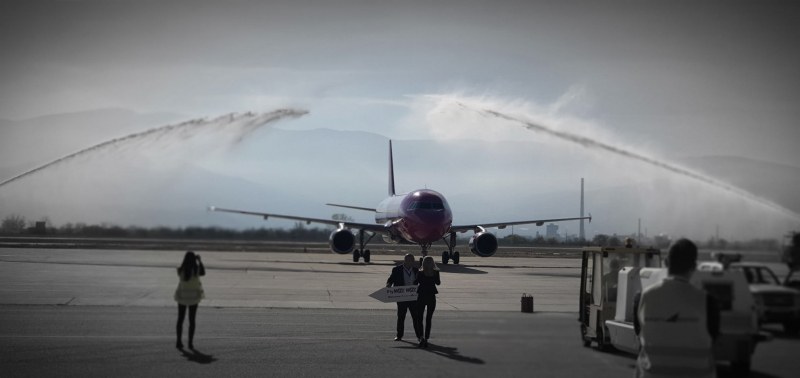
580;178;585;241
638;218;641;245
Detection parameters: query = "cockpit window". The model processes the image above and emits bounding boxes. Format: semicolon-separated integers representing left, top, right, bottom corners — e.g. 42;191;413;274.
408;201;444;210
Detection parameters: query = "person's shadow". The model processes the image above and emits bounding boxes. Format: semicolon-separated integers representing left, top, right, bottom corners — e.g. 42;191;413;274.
396;341;485;364
179;347;217;364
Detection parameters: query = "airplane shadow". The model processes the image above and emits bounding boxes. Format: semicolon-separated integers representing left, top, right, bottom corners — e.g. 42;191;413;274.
378;259;487;274
438;265;487;274
395;341;484;364
336;261;396;267
179;347;217;364
523;271;581;278
218;258;488;273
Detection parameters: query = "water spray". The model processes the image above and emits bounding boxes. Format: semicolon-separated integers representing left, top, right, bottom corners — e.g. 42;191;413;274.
0;109;309;188
460;102;800;221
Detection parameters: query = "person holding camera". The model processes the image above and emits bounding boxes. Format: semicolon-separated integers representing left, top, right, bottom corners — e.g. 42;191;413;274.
174;251;206;349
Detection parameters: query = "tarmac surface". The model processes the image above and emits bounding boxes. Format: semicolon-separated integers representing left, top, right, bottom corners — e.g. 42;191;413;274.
1;247;798;377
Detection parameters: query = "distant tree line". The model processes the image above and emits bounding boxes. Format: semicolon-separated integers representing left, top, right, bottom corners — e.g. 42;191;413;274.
0;214;330;241
704;236;778;252
496;232;781;251
0;213;786;250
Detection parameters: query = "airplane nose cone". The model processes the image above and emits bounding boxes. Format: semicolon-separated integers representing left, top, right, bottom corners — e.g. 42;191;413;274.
407;211;450;243
400;189;452;244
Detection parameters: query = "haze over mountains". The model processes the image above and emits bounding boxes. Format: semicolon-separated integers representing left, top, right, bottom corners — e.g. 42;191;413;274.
0;108;798;241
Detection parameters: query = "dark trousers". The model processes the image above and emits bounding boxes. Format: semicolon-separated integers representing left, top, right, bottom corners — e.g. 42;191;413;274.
396;300;422;339
417;296;436;339
177;304;198;345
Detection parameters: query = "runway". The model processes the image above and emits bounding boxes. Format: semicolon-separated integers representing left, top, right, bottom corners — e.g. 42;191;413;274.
0;248;583;312
1;248;798;377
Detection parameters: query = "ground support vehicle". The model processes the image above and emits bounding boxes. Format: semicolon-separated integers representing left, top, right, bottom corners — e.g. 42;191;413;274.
730;262;800;335
579;247;768;373
782;232;800;290
578;247;661;350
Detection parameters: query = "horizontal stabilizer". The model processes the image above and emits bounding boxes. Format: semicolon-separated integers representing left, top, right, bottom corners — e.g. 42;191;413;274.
326;203;377;212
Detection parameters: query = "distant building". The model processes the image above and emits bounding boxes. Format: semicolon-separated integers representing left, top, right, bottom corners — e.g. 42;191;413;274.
546;223;559;239
34;221;46;235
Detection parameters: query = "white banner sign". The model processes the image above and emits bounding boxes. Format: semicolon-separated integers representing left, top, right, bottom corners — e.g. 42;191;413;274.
369;285;418;303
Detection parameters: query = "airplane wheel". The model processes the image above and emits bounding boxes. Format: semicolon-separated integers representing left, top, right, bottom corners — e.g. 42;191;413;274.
784;320;800;335
731;357;751;374
442;251;449;265
353;249;360;263
363;250;371;263
581;324;591;347
596;326;612;352
453;251;460;265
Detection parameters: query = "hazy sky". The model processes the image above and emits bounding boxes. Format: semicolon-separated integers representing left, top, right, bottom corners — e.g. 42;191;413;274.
3;0;799;164
1;0;800;240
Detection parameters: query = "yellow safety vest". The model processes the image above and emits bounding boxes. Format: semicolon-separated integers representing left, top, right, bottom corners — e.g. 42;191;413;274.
636;277;714;378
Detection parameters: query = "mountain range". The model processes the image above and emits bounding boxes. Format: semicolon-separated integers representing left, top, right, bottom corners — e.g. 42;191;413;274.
1;108;797;241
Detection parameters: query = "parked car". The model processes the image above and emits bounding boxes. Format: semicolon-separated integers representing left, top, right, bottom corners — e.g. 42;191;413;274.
730;262;800;334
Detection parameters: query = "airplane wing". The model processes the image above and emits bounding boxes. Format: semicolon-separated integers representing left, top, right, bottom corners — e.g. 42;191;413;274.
208;206;389;233
450;215;592;233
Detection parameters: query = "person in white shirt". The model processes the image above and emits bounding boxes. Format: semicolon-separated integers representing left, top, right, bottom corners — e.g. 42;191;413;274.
634;239;720;378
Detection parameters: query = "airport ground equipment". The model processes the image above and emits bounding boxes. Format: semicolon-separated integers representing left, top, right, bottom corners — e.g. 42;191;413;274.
583;249;768;373
521;293;533;313
578;247;662;350
729;262;800;335
783;232;800;289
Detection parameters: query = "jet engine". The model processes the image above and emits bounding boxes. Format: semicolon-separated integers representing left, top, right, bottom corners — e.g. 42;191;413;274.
382;234;401;244
329;228;355;254
381;226;403;244
469;231;498;257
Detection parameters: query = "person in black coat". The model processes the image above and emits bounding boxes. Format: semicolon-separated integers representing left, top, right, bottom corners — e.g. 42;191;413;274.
386;254;422;342
414;256;441;348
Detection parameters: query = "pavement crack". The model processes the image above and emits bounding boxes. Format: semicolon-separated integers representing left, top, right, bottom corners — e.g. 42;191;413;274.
441;300;461;311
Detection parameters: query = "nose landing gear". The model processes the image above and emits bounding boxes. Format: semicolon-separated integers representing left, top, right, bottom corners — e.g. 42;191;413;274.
440;232;460;265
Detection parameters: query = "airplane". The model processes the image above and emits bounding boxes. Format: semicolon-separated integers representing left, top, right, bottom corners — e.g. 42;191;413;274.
209;140;591;264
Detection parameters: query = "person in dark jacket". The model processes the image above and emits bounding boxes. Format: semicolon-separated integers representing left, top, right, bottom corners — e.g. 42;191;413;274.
386;254;422;342
414;256;441;348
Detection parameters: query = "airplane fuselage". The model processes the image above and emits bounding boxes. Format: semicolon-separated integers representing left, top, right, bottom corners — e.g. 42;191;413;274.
376;189;453;244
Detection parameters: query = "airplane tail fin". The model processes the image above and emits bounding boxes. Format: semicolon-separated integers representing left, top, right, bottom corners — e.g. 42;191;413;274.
388;140;396;196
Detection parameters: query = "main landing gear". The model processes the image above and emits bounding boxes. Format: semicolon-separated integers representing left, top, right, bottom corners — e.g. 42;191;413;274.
441;232;460;265
353;229;375;263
